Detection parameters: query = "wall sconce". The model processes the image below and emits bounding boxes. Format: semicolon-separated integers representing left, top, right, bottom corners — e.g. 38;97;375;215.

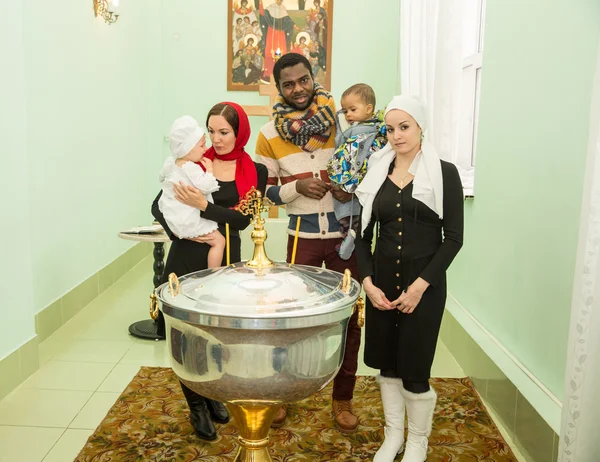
93;0;119;25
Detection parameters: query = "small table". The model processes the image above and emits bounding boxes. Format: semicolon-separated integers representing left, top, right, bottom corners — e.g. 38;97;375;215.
118;230;170;341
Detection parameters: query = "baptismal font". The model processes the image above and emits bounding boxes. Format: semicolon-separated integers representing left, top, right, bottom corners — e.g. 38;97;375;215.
157;188;363;462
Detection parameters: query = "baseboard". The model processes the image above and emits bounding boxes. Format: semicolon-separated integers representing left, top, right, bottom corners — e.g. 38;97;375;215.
34;242;152;343
0;335;39;402
0;243;153;402
441;293;560;461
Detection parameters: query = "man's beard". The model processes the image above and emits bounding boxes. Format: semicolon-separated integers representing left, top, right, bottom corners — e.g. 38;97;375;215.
284;90;316;111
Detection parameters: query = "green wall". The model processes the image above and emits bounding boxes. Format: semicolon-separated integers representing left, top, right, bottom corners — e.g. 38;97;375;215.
448;0;600;399
1;0;36;358
0;0;164;359
21;0;164;312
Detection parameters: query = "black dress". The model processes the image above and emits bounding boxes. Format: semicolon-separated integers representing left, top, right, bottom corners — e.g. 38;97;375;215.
151;163;268;335
355;160;464;381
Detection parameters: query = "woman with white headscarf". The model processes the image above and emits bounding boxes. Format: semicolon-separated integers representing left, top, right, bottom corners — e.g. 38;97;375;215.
355;96;464;462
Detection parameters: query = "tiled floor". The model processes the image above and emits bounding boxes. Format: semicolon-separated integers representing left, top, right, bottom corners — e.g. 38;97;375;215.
0;256;525;461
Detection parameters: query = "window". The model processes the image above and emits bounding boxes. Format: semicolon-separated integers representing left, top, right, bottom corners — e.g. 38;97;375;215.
457;0;486;196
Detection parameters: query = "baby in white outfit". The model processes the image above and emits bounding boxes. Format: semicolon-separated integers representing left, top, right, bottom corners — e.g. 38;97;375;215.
158;116;225;268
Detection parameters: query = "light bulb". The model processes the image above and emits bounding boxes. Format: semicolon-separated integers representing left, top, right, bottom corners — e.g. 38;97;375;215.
108;0;119;13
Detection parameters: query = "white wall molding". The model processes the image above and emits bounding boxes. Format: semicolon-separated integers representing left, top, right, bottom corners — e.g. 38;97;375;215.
447;292;562;434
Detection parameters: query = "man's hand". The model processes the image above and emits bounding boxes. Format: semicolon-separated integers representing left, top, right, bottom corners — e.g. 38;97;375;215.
330;184;353;203
296;178;331;200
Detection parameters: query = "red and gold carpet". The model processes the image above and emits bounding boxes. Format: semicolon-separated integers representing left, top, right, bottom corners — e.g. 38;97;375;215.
75;367;517;461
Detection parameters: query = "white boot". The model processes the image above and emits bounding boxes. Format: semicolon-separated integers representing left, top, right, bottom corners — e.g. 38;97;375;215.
400;386;437;462
373;376;405;462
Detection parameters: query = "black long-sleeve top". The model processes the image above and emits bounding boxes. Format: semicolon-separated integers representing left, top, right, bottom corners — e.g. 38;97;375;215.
355;160;464;289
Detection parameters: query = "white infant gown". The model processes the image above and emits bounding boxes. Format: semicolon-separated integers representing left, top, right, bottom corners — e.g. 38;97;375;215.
158;157;220;238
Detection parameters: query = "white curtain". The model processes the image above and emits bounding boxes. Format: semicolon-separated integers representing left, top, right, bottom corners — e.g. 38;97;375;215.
399;0;464;163
559;41;600;462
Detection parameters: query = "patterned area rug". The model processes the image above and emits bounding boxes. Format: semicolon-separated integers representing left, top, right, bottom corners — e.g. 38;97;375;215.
75;367;517;461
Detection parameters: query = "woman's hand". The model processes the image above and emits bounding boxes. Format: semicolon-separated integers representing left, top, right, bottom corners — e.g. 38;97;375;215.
174;182;209;211
392;278;429;314
363;277;395;311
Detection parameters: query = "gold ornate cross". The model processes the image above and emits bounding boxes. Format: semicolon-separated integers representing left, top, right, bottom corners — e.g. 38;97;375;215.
236;188;275;268
236;187;274;223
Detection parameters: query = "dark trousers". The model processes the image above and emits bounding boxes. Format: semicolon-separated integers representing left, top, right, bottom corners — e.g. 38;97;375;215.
286;236;361;401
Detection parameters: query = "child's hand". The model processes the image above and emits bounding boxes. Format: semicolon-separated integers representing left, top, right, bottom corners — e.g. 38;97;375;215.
188;234;215;243
200;158;213;173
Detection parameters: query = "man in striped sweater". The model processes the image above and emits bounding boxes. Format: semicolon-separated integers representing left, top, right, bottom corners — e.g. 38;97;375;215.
255;53;362;434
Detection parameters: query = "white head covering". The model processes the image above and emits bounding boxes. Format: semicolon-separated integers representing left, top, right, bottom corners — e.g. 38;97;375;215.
356;95;444;236
169;116;205;159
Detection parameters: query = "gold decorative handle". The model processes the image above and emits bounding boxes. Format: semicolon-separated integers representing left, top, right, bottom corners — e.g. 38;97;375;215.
342;268;352;294
149;293;159;320
342;270;364;327
355;296;365;328
168;273;180;297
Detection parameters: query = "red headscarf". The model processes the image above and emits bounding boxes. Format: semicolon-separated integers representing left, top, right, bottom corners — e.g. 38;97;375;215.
199;102;258;205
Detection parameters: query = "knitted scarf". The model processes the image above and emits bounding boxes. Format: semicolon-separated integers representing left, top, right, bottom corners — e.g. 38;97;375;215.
273;83;336;152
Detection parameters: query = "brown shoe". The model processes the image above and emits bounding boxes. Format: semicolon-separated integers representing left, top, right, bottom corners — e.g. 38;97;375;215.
271;405;287;428
332;399;358;433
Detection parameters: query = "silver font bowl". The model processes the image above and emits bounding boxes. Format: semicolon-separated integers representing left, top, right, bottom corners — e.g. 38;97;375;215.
156;262;361;405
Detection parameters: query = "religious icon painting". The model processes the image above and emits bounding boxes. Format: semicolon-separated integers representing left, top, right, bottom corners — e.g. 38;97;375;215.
228;0;333;91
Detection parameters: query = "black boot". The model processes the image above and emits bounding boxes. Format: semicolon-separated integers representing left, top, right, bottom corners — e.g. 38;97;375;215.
205;398;230;424
180;382;217;441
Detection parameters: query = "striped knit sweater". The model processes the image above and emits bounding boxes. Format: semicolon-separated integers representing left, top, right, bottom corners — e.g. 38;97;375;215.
255;120;342;239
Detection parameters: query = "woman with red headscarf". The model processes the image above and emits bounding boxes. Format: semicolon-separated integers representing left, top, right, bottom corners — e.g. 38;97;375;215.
151;102;267;442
